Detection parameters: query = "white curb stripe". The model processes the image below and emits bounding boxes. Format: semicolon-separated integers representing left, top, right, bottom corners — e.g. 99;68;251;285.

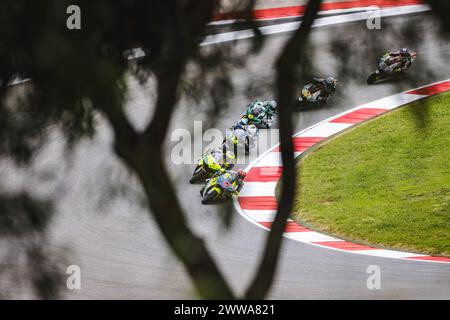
296;122;352;138
285;231;340;243
354;249;426;259
253;152;301;167
360;93;427;110
239;181;278;197
243;210;278;222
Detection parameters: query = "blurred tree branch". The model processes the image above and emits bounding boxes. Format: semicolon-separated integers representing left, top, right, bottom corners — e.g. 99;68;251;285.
244;0;323;300
0;192;65;299
425;0;450;31
0;0;322;300
100;0;236;299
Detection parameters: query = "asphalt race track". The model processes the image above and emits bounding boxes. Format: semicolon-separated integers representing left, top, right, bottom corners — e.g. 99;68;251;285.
3;12;449;299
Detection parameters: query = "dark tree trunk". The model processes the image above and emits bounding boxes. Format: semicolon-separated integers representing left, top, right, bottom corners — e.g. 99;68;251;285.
245;0;323;300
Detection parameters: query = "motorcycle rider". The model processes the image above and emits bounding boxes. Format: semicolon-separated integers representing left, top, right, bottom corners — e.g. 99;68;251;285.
309;77;338;103
262;100;277;126
201;149;235;176
367;48;415;84
200;169;247;202
262;100;277;116
224;123;258;155
382;48;414;73
239;99;277;128
220;169;247;195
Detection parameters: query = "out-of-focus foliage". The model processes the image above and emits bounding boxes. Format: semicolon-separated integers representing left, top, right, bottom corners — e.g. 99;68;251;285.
0;0;224;299
0;0;224;162
0;192;67;299
426;0;450;31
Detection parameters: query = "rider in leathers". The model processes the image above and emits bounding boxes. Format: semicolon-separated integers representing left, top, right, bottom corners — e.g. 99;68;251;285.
381;48;414;74
201;169;247;201
310;77;337;103
220;169;247;195
239;100;277;128
201;149;235;176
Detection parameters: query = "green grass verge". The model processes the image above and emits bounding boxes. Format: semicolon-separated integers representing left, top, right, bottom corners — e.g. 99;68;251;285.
292;92;450;256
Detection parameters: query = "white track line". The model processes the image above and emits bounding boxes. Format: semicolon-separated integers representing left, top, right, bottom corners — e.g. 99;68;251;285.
9;4;429;86
202;4;430;46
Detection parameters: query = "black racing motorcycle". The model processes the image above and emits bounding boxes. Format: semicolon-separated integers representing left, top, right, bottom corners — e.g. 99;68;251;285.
367;51;416;85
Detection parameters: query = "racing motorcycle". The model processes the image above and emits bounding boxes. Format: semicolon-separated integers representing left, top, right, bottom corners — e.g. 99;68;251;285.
367;51;416;84
200;175;236;204
239;111;273;129
223;124;258;155
189;150;234;184
296;81;334;108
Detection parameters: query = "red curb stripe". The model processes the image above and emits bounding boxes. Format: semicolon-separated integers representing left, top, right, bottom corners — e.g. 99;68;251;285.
312;241;377;251
330;108;386;124
406;80;450;96
213;0;422;21
239;196;277;210
406;256;450;263
272;137;324;152
246;166;282;182
259;221;312;232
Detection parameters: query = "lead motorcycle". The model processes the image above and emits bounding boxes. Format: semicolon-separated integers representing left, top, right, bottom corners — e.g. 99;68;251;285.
367;51;416;84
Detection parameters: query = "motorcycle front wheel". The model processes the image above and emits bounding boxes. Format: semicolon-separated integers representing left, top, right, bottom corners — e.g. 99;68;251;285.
202;189;221;204
190;166;208;184
294;96;307;109
367;72;381;85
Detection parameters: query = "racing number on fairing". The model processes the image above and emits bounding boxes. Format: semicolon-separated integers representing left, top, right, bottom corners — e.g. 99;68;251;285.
302;88;312;98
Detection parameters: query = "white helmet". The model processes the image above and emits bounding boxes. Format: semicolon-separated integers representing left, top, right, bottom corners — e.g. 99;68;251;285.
264;100;277;112
252;102;264;116
246;124;258;137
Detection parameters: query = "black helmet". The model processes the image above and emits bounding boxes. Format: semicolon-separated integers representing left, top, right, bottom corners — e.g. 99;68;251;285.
400;48;410;57
325;77;337;91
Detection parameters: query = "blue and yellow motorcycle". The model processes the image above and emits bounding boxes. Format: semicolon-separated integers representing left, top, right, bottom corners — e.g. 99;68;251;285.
200;174;236;204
